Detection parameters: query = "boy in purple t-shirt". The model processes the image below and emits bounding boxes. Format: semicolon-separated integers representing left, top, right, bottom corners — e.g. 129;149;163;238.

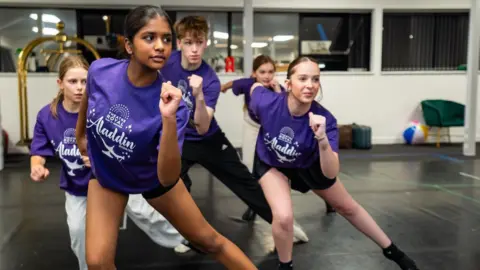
249;56;419;270
221;54;335;221
75;6;257;269
161;15;309;243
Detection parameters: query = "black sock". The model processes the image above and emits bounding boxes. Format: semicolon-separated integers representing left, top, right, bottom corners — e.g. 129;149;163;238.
278;260;293;269
383;242;405;260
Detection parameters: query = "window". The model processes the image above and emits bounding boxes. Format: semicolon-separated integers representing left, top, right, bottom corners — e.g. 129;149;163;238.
382;12;469;71
0;8;77;72
299;12;372;71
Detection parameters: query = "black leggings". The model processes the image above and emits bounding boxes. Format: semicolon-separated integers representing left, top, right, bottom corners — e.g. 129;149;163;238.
181;130;273;224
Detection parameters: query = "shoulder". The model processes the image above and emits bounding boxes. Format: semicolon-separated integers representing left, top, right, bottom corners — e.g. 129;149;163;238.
164;50;181;69
89;58;128;77
38;103;53;119
312;102;337;123
200;61;220;85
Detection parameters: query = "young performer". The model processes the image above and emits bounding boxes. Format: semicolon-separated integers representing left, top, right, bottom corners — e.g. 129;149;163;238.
249;56;419;270
221;55;335;221
161;15;309;243
29;55;193;269
75;6;257;269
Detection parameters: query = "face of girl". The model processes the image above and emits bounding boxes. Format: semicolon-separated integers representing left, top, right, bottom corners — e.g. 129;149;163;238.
57;67;87;104
287;61;320;104
128;16;173;70
252;62;275;87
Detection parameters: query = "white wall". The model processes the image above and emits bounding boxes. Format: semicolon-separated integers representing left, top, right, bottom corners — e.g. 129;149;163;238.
0;71;477;154
0;0;477;154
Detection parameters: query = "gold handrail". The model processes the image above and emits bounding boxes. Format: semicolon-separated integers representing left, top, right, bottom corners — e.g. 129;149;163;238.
17;21;100;147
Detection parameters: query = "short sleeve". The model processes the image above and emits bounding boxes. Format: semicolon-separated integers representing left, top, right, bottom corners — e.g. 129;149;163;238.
203;75;221;111
249;85;279;122
232;78;255;96
326;116;339;153
30;112;54;157
158;100;189;154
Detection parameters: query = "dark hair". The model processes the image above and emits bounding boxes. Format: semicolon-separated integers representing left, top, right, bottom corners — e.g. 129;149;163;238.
124;5;172;42
252;55;276;72
174;16;209;40
286;56;318;79
50;55;89;118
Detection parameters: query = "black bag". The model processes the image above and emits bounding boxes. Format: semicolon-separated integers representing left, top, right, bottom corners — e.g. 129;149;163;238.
338;124;353;149
352;124;372;149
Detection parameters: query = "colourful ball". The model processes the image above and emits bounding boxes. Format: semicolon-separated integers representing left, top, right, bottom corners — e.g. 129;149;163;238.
403;121;429;144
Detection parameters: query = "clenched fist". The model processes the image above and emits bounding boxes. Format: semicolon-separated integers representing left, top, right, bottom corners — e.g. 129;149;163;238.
188;74;203;97
31;164;49;182
269;79;282;93
81;155;91;167
160;81;182;118
308;112;326;140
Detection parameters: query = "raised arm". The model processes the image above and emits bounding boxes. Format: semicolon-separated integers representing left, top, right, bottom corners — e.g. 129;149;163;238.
220;80;233;93
308;113;340;179
189;74;216;135
157;82;186;186
75;90;89;156
30;112;53;181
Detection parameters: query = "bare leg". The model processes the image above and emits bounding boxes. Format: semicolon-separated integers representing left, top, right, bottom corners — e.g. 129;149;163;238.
313;178;391;248
85;179;128;270
147;179;257;270
258;168;293;263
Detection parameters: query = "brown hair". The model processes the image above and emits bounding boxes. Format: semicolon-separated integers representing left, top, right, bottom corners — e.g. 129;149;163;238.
286;56;323;101
174;15;209;40
50;55;89;118
252;55;276;72
286;56;318;79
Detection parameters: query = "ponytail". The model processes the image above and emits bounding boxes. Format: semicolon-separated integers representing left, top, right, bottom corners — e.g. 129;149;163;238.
50;90;64;119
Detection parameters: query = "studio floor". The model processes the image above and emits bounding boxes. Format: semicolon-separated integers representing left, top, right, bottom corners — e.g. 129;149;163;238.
1;143;479;269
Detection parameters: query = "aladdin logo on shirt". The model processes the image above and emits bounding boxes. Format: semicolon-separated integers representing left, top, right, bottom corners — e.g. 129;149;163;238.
177;79;194;111
86;104;136;162
53;128;85;176
264;127;301;163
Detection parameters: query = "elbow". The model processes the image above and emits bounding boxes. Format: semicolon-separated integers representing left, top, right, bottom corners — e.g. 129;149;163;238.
196;124;210;135
322;165;340;180
157;169;180;187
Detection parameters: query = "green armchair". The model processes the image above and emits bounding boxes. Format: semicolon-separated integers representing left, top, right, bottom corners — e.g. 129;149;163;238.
420;99;465;147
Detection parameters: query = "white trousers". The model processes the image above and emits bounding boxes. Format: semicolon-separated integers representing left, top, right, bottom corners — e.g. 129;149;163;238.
242;110;261;173
65;192;185;270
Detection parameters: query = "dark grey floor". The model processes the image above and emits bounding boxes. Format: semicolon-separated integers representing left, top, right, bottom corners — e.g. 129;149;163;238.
1;143;479;269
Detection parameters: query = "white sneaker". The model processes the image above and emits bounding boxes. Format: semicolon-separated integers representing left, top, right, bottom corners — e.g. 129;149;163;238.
293;221;309;243
174;243;191;254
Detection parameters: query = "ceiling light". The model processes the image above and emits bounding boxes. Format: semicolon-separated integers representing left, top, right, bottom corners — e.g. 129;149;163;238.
213;31;228;39
273;35;294;42
32;26;59;35
29;13;61;24
252;42;268;48
230;44;238;49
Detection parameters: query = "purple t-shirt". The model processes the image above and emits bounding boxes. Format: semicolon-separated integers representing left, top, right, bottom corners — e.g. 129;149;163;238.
161;51;220;140
232;77;285;123
250;86;339;168
86;58;189;194
30;103;92;196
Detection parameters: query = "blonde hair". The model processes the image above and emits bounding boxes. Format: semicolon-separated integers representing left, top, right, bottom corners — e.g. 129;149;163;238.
50;55;89;118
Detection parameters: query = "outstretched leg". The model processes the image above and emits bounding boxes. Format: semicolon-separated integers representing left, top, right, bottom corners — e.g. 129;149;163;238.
147;179;257;269
313;178;419;270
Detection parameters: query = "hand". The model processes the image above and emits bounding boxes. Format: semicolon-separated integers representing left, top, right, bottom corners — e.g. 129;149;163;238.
30;164;49;182
220;83;228;93
81;155;91;167
188;74;203;97
269;79;282;93
309;112;326;141
160;81;182;118
77;137;87;156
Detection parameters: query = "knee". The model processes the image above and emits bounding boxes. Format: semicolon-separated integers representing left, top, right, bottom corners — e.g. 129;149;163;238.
272;211;294;232
190;230;226;255
86;253;114;270
334;200;360;217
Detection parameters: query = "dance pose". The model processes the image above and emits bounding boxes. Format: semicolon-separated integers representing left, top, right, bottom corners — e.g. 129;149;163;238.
221;55;335;221
248;56;419;270
75;6;257;269
29;55;193;270
160;15;309;243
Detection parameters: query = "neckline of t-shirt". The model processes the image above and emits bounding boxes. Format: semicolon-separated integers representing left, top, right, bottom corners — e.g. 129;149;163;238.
58;101;79;117
122;61;162;90
282;93;312;120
